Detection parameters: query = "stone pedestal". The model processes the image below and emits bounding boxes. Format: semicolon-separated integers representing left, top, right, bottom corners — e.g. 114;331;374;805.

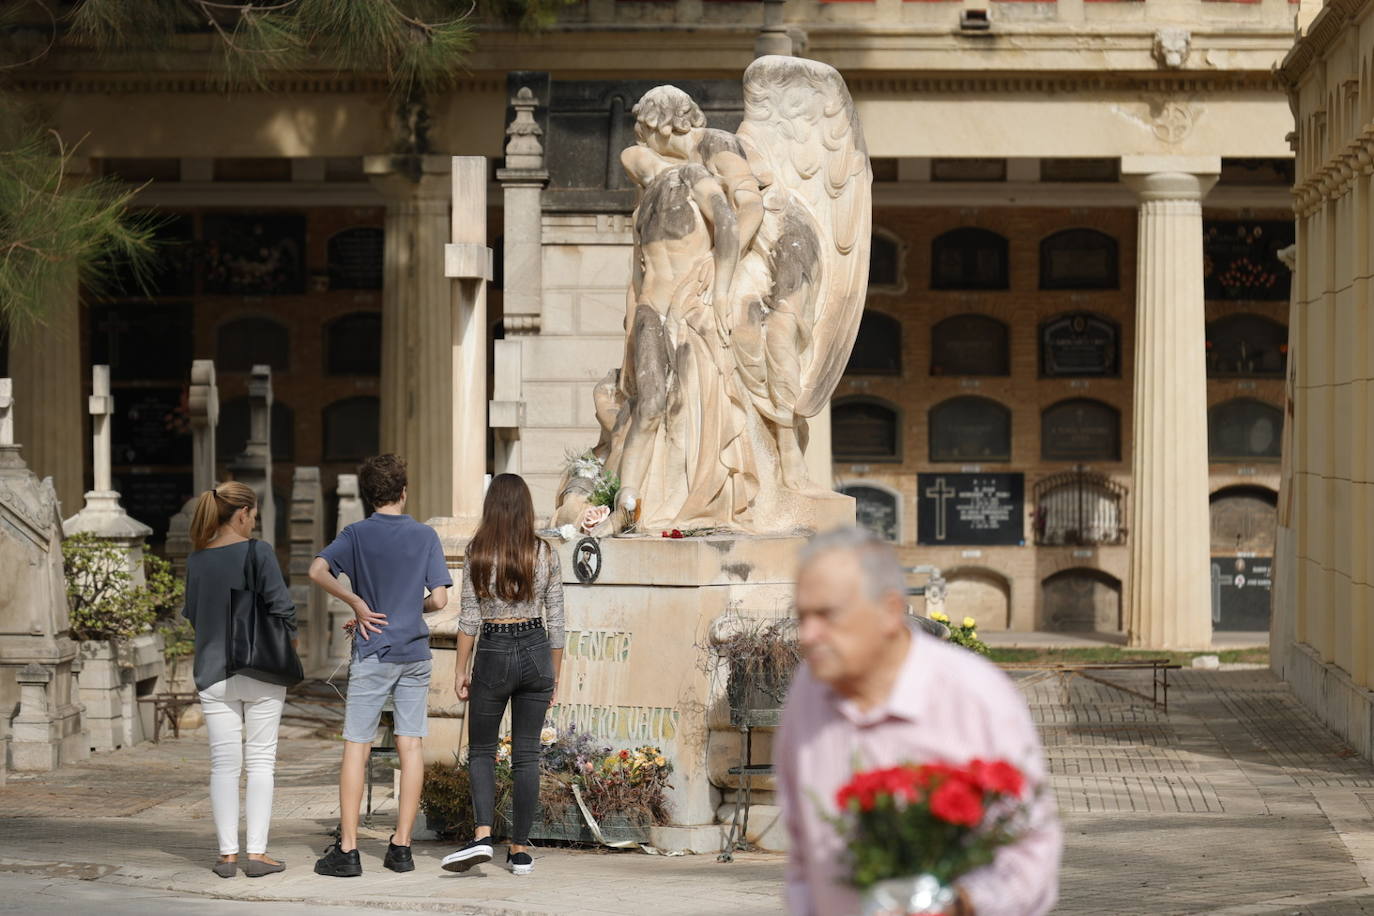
1122;157;1219;650
426;534;807;836
325;474;367;663
0;435;87;772
77;633;164;751
289;467;326;672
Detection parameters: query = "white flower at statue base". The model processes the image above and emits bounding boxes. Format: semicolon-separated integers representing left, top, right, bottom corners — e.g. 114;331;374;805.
862;875;958;916
540;725;558;746
557;524;577;541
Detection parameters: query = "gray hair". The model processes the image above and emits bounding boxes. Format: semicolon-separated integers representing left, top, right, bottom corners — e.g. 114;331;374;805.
798;527;908;605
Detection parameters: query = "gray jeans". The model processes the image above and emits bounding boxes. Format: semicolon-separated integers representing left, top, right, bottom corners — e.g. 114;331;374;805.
468;628;555;845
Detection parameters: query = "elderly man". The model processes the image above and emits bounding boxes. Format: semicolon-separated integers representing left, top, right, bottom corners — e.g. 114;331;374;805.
775;528;1061;915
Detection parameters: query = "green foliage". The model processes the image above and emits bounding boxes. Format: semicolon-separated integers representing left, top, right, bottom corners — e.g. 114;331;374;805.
61;533;184;643
0;116;161;330
65;0;475;95
929;611;990;656
589;470;620;509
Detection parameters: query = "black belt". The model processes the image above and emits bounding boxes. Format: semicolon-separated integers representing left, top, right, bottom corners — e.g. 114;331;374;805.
482;618;544;635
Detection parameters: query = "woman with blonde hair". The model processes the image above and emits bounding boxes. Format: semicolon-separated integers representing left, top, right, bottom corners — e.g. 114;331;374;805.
183;481;296;878
441;473;565;876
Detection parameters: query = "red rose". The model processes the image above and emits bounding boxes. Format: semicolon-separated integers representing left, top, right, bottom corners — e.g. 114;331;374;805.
620;749;630;760
930;778;984;827
969;759;1025;798
670;529;684;538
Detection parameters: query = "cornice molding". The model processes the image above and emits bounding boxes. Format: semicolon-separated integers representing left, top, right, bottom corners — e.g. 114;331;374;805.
11;74;504;95
846;72;1282;95
1293;126;1374;217
1278;0;1367;87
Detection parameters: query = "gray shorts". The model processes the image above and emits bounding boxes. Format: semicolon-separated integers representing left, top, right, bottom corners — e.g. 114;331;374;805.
343;655;432;744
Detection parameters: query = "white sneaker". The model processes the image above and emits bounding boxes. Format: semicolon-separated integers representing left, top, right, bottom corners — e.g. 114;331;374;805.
440;838;494;872
507;850;533;876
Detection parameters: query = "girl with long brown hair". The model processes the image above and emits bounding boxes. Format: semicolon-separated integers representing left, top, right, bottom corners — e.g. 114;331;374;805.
441;474;565;876
183;481;296;878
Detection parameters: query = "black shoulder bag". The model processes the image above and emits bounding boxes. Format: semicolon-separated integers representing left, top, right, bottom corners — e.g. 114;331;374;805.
227;539;304;687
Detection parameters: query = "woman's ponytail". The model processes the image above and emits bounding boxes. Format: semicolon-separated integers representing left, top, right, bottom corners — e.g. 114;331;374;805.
189;481;257;551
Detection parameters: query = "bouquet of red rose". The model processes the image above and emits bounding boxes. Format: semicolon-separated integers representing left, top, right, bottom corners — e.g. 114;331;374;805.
833;759;1029;916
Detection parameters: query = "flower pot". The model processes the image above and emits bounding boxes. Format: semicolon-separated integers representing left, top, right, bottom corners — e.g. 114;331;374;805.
862;875;957;916
499;801;652;845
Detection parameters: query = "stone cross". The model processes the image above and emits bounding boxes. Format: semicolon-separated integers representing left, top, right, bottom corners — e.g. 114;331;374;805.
441;157;493;529
0;378;13;447
188;360;219;496
229;364;275;545
89;365;114;493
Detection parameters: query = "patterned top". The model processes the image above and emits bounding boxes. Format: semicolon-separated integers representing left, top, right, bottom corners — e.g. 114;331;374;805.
458;540;566;649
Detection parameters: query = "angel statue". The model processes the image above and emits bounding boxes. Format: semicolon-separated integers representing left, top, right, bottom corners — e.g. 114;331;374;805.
553;56;871;536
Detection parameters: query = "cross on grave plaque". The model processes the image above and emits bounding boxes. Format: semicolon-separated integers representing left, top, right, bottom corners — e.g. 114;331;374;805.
924;477;957;541
917;472;1025;546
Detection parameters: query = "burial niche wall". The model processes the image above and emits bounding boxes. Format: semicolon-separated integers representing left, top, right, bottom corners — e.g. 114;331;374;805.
218;397;294;463
326;312;382;376
1041;398;1121;462
323;396;381;463
833;398;901;463
846;311;902;376
1206;314;1287;378
931;228;1009;291
1039;228;1119;290
217;316;290;373
929;396;1011;463
1041;568;1122;633
945;568;1012;630
1210;485;1277;556
931;314;1010;377
838;483;900;542
868;229;904;292
1208;398;1283;462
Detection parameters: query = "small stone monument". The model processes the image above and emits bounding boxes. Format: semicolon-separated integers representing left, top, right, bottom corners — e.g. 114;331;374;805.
228;364;275;546
63;366;154;568
166;360;219;576
325;474;366;663
289;467;326;672
0;378;88;772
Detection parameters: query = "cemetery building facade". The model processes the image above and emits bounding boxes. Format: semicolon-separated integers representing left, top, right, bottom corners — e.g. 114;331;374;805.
1271;0;1374;759
4;0;1305;644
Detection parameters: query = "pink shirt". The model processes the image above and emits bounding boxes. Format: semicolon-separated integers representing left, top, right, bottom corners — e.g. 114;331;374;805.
775;629;1061;916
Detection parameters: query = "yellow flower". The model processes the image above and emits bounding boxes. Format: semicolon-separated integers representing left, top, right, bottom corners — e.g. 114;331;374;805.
930;611;949;623
963;616;977;629
971;631;978;640
655;757;666;767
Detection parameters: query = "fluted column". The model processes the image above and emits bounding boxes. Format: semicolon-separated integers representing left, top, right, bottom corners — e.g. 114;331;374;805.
1122;157;1219;649
365;155;453;523
10;272;83;515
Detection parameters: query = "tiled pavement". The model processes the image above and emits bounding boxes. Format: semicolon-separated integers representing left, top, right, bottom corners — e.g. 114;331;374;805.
3;666;1374;914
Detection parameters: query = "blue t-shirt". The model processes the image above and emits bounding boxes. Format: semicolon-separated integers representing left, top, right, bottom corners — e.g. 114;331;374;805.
317;513;452;662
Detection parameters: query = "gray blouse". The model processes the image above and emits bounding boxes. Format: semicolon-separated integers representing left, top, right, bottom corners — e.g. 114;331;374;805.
459;540;566;649
182;539;296;691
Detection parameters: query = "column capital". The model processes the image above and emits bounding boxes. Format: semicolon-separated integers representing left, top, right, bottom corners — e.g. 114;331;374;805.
1121;155;1221;201
363;154;453;199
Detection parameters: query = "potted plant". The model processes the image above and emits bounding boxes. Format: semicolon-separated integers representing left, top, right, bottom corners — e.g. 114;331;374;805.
420;729;674;846
711;616;802;729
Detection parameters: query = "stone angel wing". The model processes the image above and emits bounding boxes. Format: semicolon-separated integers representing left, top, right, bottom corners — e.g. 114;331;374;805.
736;55;872;419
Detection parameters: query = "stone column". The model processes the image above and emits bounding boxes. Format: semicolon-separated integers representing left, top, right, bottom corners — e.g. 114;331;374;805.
10;211;84;516
227;365;275;546
325;474;366;663
804;403;834;490
289;467;325;671
365;154;454;525
64;365;153;579
1121;157;1219;649
492;88;549;475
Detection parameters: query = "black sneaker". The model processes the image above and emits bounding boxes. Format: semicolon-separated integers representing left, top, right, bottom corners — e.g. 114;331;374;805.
440;837;493;872
507;849;533;876
314;840;362;878
384;835;414;873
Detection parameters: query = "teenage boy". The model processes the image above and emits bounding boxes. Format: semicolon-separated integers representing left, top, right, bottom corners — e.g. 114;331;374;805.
309;454;452;877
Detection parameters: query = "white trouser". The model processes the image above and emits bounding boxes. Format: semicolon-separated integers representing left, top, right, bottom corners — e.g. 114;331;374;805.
198;674;287;855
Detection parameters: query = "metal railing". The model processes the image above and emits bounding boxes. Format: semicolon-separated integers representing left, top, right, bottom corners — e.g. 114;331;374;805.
1032;467;1127;547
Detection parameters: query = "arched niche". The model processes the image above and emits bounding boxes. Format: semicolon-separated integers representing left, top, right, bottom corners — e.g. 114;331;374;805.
930;314;1009;377
1041;398;1121;462
928;396;1011;463
323;396;381;463
931;228;1009;291
1206;313;1287;378
846;311;902;376
1041;568;1122;633
217;397;295;462
869;229;905;292
326;226;384;291
838;482;901;542
1039;228;1119;290
944;568;1011;630
1209;485;1277;555
217;316;290;373
325;311;382;376
1207;398;1283;462
833;398;902;463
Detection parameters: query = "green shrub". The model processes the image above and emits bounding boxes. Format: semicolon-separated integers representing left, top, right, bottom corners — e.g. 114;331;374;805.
62;533;184;643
